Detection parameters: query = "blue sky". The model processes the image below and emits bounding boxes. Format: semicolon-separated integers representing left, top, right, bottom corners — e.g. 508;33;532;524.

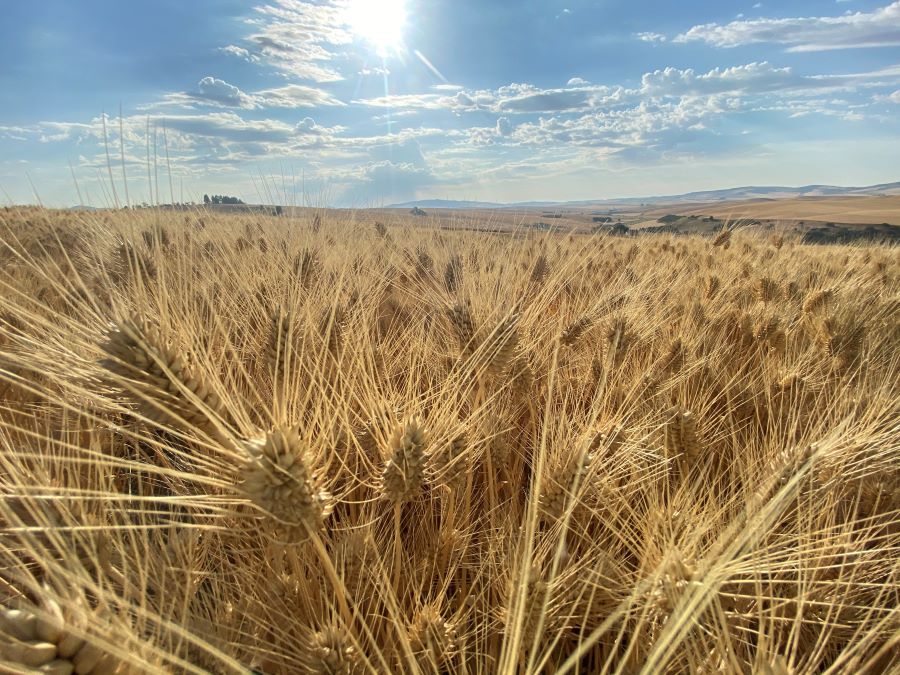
1;0;899;206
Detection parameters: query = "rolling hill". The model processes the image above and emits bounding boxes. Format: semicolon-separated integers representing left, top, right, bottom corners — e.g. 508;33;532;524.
389;181;900;210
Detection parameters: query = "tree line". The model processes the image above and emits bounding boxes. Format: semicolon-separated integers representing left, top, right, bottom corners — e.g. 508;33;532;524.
203;194;245;205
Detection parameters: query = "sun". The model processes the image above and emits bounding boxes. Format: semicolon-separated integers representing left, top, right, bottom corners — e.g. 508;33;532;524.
345;0;407;57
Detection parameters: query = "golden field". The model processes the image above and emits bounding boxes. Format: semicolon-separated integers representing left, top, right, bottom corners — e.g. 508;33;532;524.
365;195;900;234
0;206;898;674
663;195;900;228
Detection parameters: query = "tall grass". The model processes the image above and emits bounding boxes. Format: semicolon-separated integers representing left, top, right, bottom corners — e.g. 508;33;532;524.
0;206;897;673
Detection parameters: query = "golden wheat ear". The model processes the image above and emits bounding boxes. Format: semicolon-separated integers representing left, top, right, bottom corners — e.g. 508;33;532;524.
560;315;594;348
239;426;333;541
802;288;833;314
264;306;295;375
482;310;521;382
529;253;550;287
712;229;731;247
816;315;865;369
538;446;593;523
99;316;226;438
446;303;476;357
293;248;321;289
704;275;720;299
428;431;469;494
443;254;463;293
663;406;702;470
753;276;780;304
408;604;458;671
379;416;428;504
301;623;361;674
657;338;686;375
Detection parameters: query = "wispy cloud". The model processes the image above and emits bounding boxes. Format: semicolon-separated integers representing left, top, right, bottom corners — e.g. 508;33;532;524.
11;112;349;167
636;32;667;43
353;91;484;112
150;77;344;110
234;1;354;81
675;1;900;52
495;84;606;114
256;84;345;108
640;62;900;97
353;62;900;117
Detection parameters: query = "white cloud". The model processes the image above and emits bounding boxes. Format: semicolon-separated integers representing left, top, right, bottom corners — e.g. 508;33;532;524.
637;32;667;43
499;96;739;152
496;85;599;113
639;62;900;103
453;91;475;107
331;128;451;152
329;139;440;205
219;45;259;63
23;112;352;169
255;84;344;108
151;78;343;111
339;160;435;205
567;77;590;86
885;90;900;102
152;77;257;109
675;1;900;52
296;117;320;133
496;117;513;136
359;66;390;76
144;112;299;144
354;92;479;111
198;77;254;107
642;62;805;96
0;125;32;141
233;1;355;82
355;61;900;118
233;0;436;82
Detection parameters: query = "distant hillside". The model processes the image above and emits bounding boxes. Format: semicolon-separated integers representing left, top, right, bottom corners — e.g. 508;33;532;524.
635;182;900;204
387;199;506;209
389;182;900;210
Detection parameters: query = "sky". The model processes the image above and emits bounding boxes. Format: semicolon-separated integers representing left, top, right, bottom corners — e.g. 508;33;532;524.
1;0;899;207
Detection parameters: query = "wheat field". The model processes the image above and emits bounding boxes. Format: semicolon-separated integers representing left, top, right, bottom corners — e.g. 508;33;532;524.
0;206;897;674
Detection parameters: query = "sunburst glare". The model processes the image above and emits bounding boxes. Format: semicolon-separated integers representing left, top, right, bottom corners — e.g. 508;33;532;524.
345;0;407;57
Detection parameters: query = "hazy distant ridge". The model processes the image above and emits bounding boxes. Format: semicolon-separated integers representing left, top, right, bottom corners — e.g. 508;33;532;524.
389;181;900;210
